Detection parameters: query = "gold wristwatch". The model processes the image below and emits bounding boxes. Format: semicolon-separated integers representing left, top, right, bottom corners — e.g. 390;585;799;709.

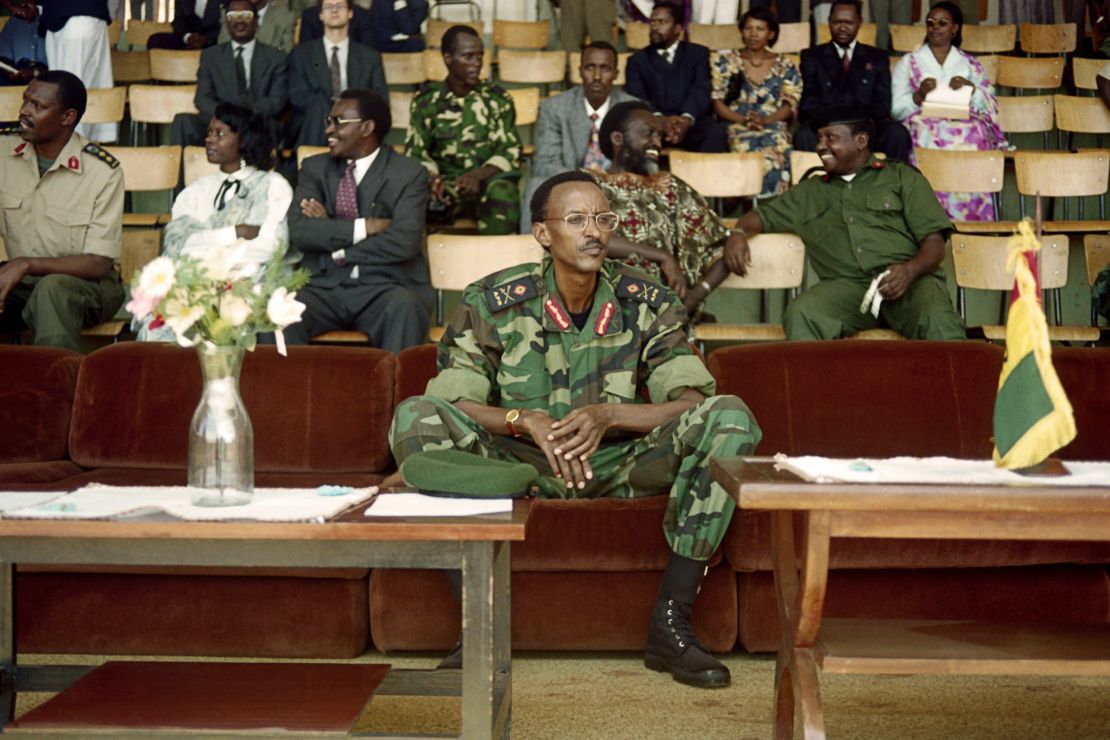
505;408;522;436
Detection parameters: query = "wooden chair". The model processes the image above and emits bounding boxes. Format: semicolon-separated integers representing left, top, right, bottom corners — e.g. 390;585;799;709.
126;19;173;49
507;86;540;126
790;150;823;184
128;84;197;144
297;145;329;169
426;233;544;341
149;49;202;83
1072;57;1104;94
1083;234;1110;328
997;95;1054;148
83;87;128;130
1054;94;1110;149
890;23;923;53
568;51;631;86
692;233;806;345
0;17;8;35
182;145;219;186
82;230;163;341
425;19;482;49
108;18;121;48
111;49;152;84
381;52;427;87
104;145;182;227
687;23;741;51
961;23;1017;54
423;48;491;82
497;50;567;90
667;151;763;216
996;56;1064;93
977;54;999;85
774;23;810;54
1014;150;1109;221
0;85;25;122
625;22;650;50
389;90;414;135
492;19;550;50
914;148;1006;223
817;23;876;46
1019;23;1076;55
950;233;1098;342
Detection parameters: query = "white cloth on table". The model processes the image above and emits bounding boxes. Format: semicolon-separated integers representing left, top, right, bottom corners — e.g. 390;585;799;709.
45;15;117;143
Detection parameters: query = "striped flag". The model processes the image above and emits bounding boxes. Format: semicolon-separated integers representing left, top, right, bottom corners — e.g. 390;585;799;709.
992;220;1076;468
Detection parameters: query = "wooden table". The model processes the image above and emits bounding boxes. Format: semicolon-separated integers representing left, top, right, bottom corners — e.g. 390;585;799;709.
0;497;531;738
710;457;1110;740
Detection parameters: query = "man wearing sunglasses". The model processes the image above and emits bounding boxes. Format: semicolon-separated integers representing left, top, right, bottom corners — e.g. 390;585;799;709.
389;170;761;689
217;0;297;53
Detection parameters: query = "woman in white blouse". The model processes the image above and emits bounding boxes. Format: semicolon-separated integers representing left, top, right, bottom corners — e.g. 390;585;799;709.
891;1;1009;222
136;103;293;340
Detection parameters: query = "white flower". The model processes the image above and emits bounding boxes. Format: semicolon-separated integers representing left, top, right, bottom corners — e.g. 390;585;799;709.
195;245;234;282
220;294;253;327
266;287;306;328
137;257;176;298
163;299;205;339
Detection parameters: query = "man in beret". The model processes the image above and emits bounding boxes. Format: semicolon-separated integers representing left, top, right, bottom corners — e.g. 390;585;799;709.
720;110;965;340
388;170;762;689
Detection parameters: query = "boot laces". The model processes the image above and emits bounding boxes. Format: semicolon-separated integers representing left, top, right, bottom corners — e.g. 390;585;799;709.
665;598;705;651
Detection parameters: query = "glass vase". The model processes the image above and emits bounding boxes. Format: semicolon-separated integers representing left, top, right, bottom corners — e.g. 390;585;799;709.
188;344;254;506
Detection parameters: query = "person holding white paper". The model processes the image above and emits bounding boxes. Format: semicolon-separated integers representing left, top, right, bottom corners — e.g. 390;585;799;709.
891;1;1009;222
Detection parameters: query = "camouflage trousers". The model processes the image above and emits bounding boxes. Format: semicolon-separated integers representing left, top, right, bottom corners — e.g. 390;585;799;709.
389;395;762;561
443;173;520;236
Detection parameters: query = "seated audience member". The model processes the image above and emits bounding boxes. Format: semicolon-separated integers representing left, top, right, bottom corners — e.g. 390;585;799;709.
728;108;966;341
626;2;727;153
218;0;297;54
691;0;738;24
287;0;387;149
520;41;640;232
796;0;910;162
556;0;616;53
891;1;1009;221
405;25;522;235
0;1;46;86
388;169;762;688
0;72;124;350
711;6;802;196
371;0;427;52
135;103;293;340
592;101;748;317
285;89;432;352
147;0;223;50
39;2;116;143
171;0;289;148
298;0;375;48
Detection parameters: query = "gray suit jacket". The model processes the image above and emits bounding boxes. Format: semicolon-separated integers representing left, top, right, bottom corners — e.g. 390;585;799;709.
195;40;289;119
289;147;431;295
287;38;388;148
520;86;640;231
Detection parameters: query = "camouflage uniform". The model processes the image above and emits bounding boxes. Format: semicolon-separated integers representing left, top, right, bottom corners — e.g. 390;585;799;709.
389;257;762;561
404;81;522;235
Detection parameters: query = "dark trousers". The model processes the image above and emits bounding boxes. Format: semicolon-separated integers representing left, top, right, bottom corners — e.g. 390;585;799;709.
0;274;124;351
794;118;912;162
677;115;728;153
283;281;432;354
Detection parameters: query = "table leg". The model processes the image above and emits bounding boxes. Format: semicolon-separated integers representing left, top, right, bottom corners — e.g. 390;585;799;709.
771;510;831;739
0;562;12;726
461;541;511;739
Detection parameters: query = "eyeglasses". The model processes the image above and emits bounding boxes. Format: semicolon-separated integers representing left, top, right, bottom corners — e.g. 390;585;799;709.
325;115;364;128
225;10;255;21
925;18;952;27
320;2;347;11
545;212;620;231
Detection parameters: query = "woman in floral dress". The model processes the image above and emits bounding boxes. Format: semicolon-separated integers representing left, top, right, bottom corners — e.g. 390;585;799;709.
710;6;802;197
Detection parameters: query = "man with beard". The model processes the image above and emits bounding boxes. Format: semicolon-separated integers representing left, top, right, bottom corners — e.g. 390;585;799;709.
405;25;522;235
519;41;640;232
0;71;124;350
625;1;726;153
388;170;761;689
592;101;749;317
795;0;910;161
725;107;966;341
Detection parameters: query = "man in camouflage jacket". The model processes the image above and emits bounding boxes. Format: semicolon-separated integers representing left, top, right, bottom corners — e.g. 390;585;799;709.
404;25;521;234
389;171;762;689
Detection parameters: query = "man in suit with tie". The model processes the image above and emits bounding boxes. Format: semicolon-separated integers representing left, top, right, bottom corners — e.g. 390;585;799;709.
298;0;375;48
794;0;910;161
518;41;639;232
147;0;223;49
171;0;289;148
284;89;432;352
218;0;297;53
625;1;726;153
287;0;387;149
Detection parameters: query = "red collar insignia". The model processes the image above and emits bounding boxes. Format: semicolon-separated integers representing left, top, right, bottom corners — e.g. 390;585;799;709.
870;159;885;169
68;156;80;170
14;142;26;155
594;301;615;336
544;298;571;331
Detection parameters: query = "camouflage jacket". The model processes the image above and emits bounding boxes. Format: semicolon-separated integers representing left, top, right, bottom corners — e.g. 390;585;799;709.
404;81;522;179
426;257;717;419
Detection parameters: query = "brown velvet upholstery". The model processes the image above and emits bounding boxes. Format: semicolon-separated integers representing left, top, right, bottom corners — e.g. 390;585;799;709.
396;343;438;402
0;346;82;483
1054;348;1110;461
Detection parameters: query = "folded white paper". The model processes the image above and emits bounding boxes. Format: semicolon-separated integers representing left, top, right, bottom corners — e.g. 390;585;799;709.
773;454;1110;486
365;493;513;517
921;83;973;119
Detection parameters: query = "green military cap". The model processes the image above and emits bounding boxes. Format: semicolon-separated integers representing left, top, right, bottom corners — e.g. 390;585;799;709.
809;103;876;131
400;450;538;499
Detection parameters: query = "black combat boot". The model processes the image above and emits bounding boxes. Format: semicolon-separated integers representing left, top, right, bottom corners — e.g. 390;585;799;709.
643;553;730;688
437;570;463;670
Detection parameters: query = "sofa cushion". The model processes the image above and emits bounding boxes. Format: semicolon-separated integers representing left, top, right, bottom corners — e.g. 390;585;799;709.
397;343;438;402
0;346;81;465
0;461;82;486
69;344;396;474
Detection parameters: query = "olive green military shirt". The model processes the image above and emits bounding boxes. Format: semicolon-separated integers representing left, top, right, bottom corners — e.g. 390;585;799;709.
754;155;952;281
427;257;716;419
0;131;123;262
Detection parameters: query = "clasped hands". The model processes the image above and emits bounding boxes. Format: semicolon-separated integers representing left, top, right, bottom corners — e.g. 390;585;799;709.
516;406;613;490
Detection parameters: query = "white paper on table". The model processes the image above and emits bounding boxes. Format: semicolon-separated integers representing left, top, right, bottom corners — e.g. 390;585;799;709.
365;493;513;517
921;83;972;119
0;491;66;514
773;454;1110;487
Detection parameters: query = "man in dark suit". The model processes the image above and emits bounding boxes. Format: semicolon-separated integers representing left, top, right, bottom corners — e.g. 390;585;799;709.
287;0;387;149
794;0;910;161
625;1;726;153
147;0;223;49
285;89;432;353
170;0;289;147
298;1;375;49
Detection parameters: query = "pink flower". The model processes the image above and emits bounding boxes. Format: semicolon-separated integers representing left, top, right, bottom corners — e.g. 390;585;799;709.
125;288;159;319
